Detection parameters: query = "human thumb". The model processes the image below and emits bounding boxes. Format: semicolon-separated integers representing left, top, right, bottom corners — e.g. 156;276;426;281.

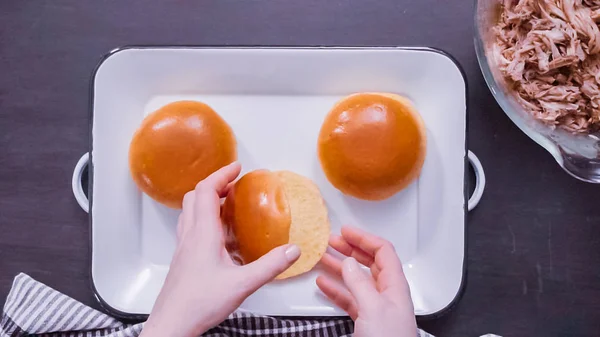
342;257;378;307
241;244;301;293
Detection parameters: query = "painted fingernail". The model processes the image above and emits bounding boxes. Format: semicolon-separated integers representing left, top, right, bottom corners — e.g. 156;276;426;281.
285;244;301;262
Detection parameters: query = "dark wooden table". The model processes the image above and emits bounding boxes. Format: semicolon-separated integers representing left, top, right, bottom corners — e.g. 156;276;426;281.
2;1;600;336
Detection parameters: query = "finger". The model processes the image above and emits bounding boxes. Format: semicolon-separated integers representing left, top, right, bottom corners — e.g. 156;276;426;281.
341;257;378;307
194;186;219;219
342;226;407;290
321;253;379;289
341;227;410;305
176;213;184;242
193;164;240;243
180;191;196;234
320;252;343;276
240;244;301;294
373;243;409;296
339;226;400;278
219;181;236;198
370;262;381;281
330;233;382;282
193;162;240;219
198;162;242;195
222;247;237;266
340;226;390;257
329;235;375;267
316;275;358;320
194;193;224;249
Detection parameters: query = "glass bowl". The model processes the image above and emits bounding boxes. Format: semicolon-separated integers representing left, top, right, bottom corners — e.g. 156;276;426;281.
474;0;600;182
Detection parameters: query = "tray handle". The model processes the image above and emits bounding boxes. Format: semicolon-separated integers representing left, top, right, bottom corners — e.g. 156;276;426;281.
71;151;486;213
467;150;485;211
72;153;89;213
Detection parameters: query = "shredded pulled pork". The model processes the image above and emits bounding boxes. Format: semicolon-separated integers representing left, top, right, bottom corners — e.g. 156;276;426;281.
494;0;600;133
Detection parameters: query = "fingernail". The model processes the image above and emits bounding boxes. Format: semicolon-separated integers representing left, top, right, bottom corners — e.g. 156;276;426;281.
285;244;301;262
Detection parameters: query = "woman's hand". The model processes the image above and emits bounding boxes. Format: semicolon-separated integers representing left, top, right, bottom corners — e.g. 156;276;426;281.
317;226;417;337
141;162;301;337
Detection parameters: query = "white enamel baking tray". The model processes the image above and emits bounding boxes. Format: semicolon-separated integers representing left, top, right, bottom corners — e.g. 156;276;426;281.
72;47;485;319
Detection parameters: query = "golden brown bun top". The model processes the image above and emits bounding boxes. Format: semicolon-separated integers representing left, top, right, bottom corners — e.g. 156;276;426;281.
222;170;291;263
129;100;237;208
318;93;427;200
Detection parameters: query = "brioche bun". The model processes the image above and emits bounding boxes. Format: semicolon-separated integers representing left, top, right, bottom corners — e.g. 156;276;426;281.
129;100;237;208
222;170;330;279
318;93;427;200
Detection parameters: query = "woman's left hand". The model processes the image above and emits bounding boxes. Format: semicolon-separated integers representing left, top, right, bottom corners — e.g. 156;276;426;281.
141;162;301;337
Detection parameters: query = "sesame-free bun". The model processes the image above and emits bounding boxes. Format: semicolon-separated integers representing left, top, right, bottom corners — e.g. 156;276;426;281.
318;93;427;201
129;101;237;209
222;170;330;279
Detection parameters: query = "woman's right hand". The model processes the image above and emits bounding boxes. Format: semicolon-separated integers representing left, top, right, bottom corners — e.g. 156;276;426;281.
317;226;417;337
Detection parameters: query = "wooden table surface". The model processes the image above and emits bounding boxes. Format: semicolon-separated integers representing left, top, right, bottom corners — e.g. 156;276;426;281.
2;1;600;336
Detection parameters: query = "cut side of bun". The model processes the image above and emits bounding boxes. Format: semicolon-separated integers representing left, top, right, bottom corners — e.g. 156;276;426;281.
275;171;330;279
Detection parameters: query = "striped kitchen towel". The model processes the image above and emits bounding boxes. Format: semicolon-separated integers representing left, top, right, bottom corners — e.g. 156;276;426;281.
1;273;437;337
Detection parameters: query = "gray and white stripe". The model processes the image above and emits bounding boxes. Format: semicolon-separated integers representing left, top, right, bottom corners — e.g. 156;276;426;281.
1;273;438;337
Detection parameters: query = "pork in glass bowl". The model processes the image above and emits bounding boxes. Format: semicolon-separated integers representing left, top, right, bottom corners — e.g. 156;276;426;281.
475;0;600;182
